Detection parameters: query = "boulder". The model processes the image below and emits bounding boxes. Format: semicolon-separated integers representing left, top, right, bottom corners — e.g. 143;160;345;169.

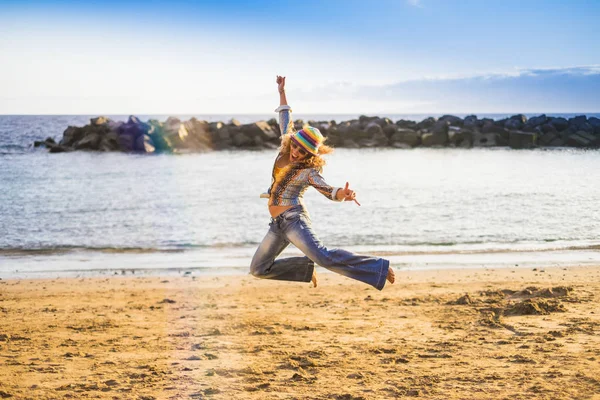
566;131;598;148
496;132;509;146
118;133;136;152
577;122;594;134
147;120;172;152
510;114;528;124
59;120;116;151
431;120;450;135
326;123;347;146
212;125;232;142
364;123;388;146
588;117;600;135
240;121;278;143
165;116;181;128
390;129;420;147
509;131;537;149
548;117;569;132
568;115;587;129
210;129;233;150
494;117;509;127
504;118;524;131
358;115;379;128
181;118;213;151
34;137;57;148
548;136;565;147
421;131;447;147
472;132;498;147
448;128;472;148
252;136;264;148
134;135;155;153
463;115;479;131
74;133;102;150
365;122;383;136
539;131;561;146
342;121;371;144
395;119;417;130
439;115;463;127
541;123;557;134
382;124;397;137
358;115;392;128
377;117;394;127
48;145;69;153
90;116;111;126
118;116;150;148
60;126;86;147
521;124;537;133
232;132;252;147
98;132;120;152
161;118;188;150
482;122;506;135
209;121;224;131
525;114;548;128
416;117;437;130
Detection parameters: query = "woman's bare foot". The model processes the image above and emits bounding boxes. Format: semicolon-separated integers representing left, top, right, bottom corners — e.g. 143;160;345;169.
311;270;318;288
387;266;395;284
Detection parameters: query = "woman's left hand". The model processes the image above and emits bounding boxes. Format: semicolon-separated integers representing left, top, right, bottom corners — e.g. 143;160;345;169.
339;182;361;206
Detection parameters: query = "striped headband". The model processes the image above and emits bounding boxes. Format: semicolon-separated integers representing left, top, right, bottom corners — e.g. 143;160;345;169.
291;126;324;155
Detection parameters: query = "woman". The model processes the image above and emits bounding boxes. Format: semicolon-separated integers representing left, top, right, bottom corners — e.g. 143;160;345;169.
250;75;395;290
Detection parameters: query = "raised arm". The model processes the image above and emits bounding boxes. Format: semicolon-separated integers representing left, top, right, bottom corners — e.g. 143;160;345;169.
274;75;294;137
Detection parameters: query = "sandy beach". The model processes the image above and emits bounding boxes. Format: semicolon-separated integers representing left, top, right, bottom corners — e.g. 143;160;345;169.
1;266;599;399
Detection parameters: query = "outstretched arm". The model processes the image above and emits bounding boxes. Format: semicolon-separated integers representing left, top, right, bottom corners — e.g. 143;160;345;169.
274;75;294;137
308;170;361;206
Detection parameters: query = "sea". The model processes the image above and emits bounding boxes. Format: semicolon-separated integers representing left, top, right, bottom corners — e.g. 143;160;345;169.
1;113;600;279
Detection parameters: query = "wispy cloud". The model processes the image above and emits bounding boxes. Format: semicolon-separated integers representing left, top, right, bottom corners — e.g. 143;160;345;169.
295;66;600;113
406;0;423;8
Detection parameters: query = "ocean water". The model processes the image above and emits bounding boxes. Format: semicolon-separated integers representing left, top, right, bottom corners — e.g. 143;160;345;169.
1;115;600;278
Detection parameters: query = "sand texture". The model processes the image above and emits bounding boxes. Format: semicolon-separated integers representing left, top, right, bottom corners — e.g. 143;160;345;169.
1;266;600;399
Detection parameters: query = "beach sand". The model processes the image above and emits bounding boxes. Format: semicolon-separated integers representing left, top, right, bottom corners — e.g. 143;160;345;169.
1;266;599;399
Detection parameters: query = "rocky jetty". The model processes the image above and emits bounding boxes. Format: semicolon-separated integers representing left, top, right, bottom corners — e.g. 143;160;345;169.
35;114;600;153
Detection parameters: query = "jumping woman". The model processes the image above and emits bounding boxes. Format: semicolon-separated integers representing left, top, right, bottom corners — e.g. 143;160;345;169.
250;75;395;290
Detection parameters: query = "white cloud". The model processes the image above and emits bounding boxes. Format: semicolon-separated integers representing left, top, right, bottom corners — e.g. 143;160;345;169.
290;65;600;113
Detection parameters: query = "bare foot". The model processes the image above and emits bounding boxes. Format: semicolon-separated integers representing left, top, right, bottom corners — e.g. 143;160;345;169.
311;270;318;288
387;266;395;284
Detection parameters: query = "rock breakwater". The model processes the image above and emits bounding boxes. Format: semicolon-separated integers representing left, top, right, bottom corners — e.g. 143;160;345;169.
35;114;600;153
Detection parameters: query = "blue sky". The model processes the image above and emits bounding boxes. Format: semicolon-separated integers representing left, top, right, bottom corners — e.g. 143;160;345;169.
0;0;599;114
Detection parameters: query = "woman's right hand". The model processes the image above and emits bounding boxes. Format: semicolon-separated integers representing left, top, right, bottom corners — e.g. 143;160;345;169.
276;75;286;93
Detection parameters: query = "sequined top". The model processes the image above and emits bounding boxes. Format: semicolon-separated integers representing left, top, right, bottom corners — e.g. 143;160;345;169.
267;105;342;206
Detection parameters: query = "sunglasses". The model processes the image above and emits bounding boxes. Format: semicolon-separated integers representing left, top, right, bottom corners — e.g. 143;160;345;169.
290;140;309;157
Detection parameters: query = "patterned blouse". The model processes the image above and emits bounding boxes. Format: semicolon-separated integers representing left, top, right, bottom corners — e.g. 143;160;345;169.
266;105;342;206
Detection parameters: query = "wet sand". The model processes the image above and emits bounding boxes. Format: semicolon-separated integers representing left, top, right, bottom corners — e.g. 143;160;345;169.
1;266;599;399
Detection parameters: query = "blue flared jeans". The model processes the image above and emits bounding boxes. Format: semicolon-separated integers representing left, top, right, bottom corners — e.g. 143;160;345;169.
250;205;390;290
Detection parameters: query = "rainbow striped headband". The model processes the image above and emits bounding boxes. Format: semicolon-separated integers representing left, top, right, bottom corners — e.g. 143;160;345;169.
291;126;324;155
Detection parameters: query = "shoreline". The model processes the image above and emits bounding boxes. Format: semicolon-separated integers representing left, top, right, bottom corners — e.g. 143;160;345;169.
1;265;599;399
2;243;600;280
